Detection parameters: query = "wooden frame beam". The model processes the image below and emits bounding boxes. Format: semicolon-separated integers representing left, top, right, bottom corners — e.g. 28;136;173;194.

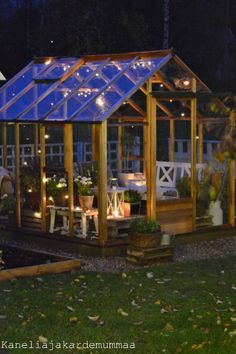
64;124;74;237
40;124;47;232
190;78;197;231
117;121;123;173
145;80;157;219
34;124;39;158
92;124;99;161
2;123;7;168
228;112;235;226
169;119;175;162
98;121;108;245
198;123;203;163
15;123;21;228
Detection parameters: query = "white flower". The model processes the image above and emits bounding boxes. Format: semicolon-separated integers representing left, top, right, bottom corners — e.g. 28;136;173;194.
1;194;8;200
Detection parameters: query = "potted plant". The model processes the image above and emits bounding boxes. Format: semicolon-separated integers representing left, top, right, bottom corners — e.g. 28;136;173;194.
129;219;162;248
20;159;41;210
123;189;141;217
74;176;94;210
46;176;68;207
176;176;191;198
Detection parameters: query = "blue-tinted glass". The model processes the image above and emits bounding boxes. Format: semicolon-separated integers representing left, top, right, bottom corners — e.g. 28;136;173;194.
34;59;77;80
21;61;109;121
0;83;51;121
73;56;169;122
0;63;46;109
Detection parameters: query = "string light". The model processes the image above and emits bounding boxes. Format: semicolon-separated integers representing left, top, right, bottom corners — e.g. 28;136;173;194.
96;96;105;107
181;112;185;117
23;161;27;166
45;58;52;65
28;188;32;193
45;134;50;139
34;212;41;217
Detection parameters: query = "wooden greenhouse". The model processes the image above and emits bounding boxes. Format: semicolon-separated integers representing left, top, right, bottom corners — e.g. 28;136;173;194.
0;49;234;255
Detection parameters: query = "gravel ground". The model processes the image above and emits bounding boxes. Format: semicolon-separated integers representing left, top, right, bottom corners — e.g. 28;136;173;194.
1;235;236;273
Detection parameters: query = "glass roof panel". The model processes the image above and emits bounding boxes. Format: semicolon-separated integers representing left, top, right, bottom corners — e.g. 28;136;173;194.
0;63;46;110
34;58;77;81
0;83;51;121
19;60;110;121
44;59;132;121
72;56;170;122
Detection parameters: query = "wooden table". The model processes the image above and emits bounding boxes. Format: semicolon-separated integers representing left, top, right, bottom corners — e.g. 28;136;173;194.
48;206;98;237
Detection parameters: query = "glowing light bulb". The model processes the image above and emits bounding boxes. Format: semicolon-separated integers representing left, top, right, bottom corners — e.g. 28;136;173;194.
45;134;50;139
160;84;164;88
23;161;28;166
181;112;185;117
34;212;41;217
28;188;32;193
183;79;190;87
45;58;52;65
96;96;105;107
113;210;119;218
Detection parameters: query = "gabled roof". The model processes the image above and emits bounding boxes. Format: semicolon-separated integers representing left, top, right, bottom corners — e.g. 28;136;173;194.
0;50;172;123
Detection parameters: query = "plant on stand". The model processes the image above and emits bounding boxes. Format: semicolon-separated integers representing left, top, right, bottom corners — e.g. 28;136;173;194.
123;189;141;217
129;219;162;248
46;176;68;207
74;176;94;210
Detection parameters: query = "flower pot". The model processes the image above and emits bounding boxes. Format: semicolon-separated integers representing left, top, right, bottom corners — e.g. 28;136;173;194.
53;192;68;207
208;200;223;226
129;231;162;248
78;195;94;210
122;202;131;217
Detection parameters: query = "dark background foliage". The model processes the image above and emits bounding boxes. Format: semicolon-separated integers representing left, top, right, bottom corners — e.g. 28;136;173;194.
0;0;236;92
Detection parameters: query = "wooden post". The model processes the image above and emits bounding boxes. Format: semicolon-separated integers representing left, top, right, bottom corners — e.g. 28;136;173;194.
64;124;74;237
145;80;157;220
198;123;203;163
144;79;151;202
117;121;123;173
40;124;47;232
2;123;7;168
191;78;197;231
228;112;235;226
169;119;175;162
97;120;108;245
15;123;21;228
92;124;99;161
149;97;157;219
34;124;39;158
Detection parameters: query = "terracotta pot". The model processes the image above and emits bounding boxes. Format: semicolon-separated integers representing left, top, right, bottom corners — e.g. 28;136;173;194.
122;202;131;217
78;195;94;210
129;231;162;248
53;192;68;207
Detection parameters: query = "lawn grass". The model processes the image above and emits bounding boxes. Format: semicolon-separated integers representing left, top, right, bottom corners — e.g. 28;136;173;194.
0;257;236;353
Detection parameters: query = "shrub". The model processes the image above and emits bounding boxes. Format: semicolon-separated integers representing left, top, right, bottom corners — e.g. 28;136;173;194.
131;219;160;234
124;190;141;203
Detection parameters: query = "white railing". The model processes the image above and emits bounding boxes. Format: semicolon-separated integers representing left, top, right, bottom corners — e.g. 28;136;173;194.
156;161;205;190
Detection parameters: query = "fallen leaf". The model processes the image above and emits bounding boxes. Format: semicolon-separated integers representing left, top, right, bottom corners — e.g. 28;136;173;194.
155;299;161;305
38;335;48;344
69;316;78;324
164;323;174;332
67;306;75;312
117;308;129;317
146;272;154;279
88;315;100;321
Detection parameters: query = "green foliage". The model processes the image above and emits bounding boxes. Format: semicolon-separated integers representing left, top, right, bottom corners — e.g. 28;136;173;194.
74;176;93;196
124;189;141;204
176;176;191;198
20;159;40;194
131;218;160;234
0;195;15;216
46;176;67;198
